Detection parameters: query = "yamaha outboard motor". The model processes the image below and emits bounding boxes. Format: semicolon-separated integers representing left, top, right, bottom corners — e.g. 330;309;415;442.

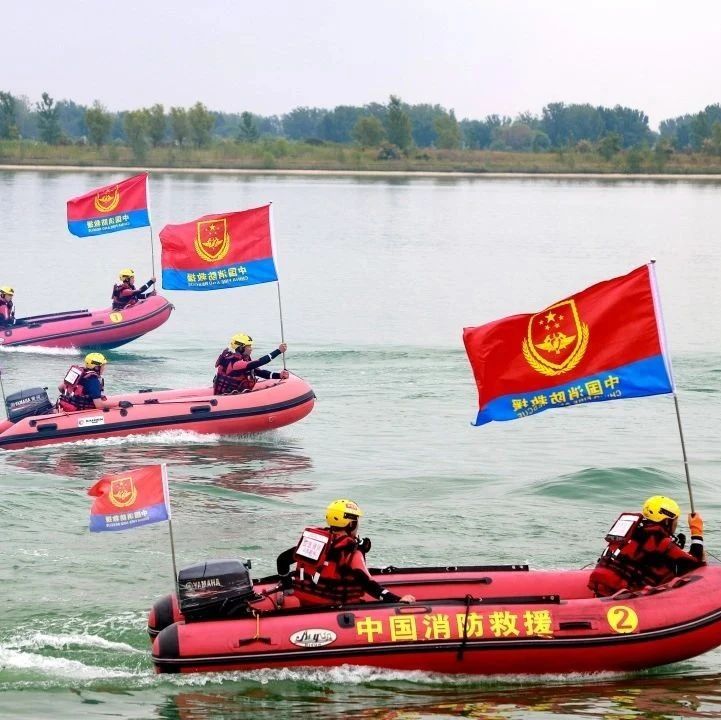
5;387;54;423
178;559;256;622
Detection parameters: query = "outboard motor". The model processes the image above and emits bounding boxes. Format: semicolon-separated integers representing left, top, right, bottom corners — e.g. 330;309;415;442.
178;558;256;622
5;387;54;423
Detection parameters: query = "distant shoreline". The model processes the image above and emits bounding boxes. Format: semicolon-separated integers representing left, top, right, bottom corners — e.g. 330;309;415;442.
3;163;721;181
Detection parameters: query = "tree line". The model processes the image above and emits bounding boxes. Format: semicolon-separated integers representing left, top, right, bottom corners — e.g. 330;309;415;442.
1;90;721;159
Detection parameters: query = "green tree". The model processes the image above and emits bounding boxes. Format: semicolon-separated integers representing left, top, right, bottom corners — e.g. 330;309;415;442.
147;104;166;146
238;111;259;143
351;116;386;147
597;132;621;160
434;109;461;149
703;121;721;156
36;92;62;144
187;102;215;147
385;95;412;152
0;91;19;139
84;100;112;147
124;109;150;160
653;137;674;168
169;106;189;145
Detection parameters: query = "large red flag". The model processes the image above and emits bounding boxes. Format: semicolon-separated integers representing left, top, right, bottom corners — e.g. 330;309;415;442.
463;264;673;425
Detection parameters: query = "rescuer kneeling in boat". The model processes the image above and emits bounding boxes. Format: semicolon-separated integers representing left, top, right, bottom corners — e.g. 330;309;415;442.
588;495;705;597
213;332;288;394
57;352;110;411
275;499;416;607
111;268;155;310
0;286;15;326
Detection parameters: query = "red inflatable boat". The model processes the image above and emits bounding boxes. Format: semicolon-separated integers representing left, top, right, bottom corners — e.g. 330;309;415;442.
0;295;173;350
0;374;315;451
149;561;721;675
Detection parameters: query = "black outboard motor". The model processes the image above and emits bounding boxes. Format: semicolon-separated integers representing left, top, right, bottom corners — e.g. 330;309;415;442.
178;559;256;622
5;387;54;423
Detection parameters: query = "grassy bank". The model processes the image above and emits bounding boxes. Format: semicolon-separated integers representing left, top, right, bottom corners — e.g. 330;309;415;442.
3;138;721;175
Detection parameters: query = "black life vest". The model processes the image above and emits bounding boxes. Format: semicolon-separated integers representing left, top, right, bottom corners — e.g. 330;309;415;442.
112;282;136;310
58;365;104;411
291;526;366;605
589;514;685;594
213;349;256;394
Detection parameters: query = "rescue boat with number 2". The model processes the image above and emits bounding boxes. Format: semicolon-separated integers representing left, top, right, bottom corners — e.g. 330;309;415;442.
0;295;173;350
0;374;315;451
147;560;721;675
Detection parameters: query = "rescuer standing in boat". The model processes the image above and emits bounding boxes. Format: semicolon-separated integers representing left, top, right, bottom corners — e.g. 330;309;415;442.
588;495;705;597
276;499;416;606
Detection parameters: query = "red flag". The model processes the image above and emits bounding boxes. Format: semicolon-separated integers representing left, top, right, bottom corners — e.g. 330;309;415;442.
67;173;150;237
159;205;277;291
463;264;673;425
89;464;170;532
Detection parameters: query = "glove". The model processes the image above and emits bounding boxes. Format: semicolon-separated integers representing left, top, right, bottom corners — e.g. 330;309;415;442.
278;343;287;354
280;370;289;379
357;537;372;554
689;512;704;537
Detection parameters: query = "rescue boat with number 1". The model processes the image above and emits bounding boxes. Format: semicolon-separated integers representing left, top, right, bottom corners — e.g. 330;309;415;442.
0;295;173;350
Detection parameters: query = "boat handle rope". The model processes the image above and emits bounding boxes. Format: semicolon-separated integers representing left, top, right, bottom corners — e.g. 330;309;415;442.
456;594;475;662
235;610;272;646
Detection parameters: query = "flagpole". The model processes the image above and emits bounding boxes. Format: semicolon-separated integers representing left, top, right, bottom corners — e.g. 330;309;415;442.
648;259;695;514
268;203;286;370
145;172;157;280
161;464;179;586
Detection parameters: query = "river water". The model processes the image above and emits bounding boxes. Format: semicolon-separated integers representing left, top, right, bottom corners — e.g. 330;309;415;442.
1;170;721;719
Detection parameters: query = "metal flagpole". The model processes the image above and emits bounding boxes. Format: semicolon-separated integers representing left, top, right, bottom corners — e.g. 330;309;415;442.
268;203;286;370
648;259;695;513
145;171;156;280
161;464;178;586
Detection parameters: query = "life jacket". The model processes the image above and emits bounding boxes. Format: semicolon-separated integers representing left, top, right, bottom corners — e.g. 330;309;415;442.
588;513;687;596
112;282;137;310
58;365;104;411
291;526;366;606
213;349;256;394
0;297;13;323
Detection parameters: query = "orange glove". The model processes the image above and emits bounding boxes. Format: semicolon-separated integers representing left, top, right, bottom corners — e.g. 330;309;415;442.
688;512;704;537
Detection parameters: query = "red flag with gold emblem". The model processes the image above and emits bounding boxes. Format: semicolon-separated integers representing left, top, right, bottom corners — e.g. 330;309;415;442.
88;464;170;532
463;263;673;425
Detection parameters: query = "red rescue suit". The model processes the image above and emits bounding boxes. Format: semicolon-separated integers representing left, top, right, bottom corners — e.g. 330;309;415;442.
213;349;255;394
0;297;14;325
58;365;104;411
112;279;154;310
589;515;703;597
291;527;368;606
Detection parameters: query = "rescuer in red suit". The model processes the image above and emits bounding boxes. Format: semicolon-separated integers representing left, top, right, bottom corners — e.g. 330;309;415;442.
589;495;705;597
0;286;15;325
112;268;155;310
276;499;416;607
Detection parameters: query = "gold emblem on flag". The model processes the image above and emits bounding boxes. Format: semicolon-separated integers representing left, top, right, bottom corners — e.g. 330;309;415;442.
522;299;589;376
109;476;138;508
94;185;121;214
195;218;231;263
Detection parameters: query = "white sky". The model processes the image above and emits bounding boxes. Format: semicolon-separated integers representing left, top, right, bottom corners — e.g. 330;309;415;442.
4;0;720;129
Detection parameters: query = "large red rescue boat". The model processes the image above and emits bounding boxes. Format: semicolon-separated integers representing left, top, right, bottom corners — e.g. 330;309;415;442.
149;561;721;675
0;295;173;350
0;374;314;451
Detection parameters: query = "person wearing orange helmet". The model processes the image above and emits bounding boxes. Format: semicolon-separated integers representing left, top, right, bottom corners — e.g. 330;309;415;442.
111;269;155;310
588;495;705;597
276;499;416;607
0;286;15;326
213;332;288;395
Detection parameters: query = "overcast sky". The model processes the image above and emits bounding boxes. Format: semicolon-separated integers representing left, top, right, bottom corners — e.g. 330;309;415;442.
4;0;720;129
